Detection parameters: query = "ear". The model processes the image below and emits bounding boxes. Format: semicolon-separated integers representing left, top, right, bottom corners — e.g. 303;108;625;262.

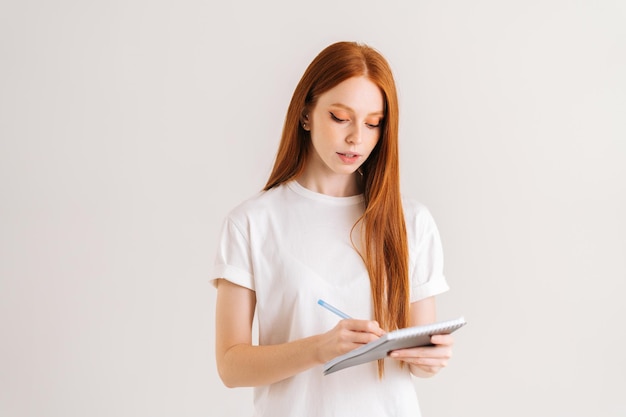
300;111;311;131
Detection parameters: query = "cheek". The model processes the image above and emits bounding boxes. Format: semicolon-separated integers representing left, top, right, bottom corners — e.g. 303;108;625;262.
311;123;339;143
365;132;381;149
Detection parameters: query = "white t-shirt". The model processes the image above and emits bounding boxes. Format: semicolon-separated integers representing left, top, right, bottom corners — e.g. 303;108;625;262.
211;181;449;417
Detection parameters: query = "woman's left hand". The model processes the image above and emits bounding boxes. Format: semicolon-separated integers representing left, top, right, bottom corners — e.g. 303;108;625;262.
389;334;454;378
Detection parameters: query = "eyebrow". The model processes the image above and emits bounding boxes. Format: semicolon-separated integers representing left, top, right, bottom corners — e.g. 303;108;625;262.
329;103;385;117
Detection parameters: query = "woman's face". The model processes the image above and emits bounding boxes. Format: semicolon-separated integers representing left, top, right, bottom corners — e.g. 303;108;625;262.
304;76;384;181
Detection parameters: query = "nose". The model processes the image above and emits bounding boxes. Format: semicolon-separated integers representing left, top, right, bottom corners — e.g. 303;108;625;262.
346;123;363;144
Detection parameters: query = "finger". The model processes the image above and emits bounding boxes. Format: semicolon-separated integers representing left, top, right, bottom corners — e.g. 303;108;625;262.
389;345;452;359
341;319;385;336
346;330;381;345
390;355;449;369
430;334;454;346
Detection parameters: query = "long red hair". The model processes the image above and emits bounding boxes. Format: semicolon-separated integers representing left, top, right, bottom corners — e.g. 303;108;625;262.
264;42;409;375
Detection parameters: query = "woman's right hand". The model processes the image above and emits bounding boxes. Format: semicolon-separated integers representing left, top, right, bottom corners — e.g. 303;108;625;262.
216;279;385;386
316;319;385;363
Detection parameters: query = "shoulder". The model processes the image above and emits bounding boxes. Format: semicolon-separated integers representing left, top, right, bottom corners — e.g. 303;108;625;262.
224;183;289;225
401;196;435;223
401;196;441;236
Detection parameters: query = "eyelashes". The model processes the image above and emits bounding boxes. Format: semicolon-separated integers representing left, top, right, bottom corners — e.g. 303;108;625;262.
329;112;381;128
330;112;347;123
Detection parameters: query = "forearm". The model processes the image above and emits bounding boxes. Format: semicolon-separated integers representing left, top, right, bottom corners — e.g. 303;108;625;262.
401;297;449;378
215;280;384;387
217;334;324;388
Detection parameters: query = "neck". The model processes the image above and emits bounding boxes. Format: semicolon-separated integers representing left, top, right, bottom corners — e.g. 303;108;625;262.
296;171;362;197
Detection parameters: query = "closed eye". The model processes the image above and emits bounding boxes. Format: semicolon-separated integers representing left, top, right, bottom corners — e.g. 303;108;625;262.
366;118;382;129
330;112;348;123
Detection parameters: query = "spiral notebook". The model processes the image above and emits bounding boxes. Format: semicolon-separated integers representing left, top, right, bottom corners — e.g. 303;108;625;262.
323;316;467;375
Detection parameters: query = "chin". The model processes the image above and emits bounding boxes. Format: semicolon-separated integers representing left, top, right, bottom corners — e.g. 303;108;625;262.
334;167;359;176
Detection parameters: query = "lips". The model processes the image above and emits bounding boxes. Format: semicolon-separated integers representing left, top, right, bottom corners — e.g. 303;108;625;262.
337;152;361;164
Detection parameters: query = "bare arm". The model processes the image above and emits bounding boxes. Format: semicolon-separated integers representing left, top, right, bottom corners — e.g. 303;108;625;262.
388;296;454;378
215;279;384;387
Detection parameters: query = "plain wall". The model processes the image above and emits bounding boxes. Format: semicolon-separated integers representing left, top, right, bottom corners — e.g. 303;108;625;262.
1;1;625;416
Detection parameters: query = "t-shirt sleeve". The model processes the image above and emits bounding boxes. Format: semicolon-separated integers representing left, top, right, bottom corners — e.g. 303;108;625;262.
408;204;450;302
210;216;255;291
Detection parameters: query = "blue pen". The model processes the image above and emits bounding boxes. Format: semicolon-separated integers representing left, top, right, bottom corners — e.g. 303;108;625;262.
317;299;352;319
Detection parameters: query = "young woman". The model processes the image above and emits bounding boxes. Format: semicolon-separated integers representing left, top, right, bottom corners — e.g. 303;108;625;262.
212;41;454;417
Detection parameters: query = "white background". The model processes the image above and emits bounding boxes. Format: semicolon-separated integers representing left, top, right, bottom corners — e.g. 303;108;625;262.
1;1;625;416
